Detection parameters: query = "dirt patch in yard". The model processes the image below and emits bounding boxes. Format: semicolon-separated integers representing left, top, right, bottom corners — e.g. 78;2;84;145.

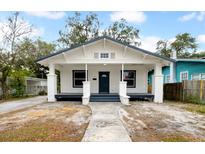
119;102;205;142
0;102;91;142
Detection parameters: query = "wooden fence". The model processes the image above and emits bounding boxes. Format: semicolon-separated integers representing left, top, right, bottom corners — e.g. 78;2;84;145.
164;82;183;101
163;80;205;102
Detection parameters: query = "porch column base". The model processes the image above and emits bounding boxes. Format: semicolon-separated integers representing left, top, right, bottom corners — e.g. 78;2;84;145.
119;81;130;105
153;75;163;103
120;96;130;105
82;81;90;105
82;97;90;105
47;74;57;102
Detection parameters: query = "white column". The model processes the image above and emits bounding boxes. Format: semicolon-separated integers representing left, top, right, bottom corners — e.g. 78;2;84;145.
82;64;90;105
170;62;176;83
119;64;129;105
153;63;164;103
47;63;57;102
82;81;90;105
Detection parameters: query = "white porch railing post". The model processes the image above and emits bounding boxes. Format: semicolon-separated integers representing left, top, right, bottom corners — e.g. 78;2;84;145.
47;63;57;102
153;63;164;103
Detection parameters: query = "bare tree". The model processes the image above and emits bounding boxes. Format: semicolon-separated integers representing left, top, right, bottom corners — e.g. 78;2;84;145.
0;12;33;99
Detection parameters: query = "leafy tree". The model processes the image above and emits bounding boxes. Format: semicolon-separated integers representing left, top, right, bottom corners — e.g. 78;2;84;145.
156;33;198;58
0;12;33;99
103;19;140;46
58;12;100;48
171;33;197;58
9;69;31;97
156;40;172;57
58;12;141;47
189;51;205;59
15;38;56;78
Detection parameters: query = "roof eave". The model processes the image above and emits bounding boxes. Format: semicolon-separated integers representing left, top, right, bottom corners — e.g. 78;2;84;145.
36;36;176;63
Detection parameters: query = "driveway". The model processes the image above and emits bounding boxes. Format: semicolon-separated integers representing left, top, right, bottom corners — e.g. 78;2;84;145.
0;96;46;114
82;102;131;142
120;102;205;141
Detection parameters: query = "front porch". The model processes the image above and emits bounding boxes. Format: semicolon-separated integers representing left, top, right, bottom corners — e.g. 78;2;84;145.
55;93;154;102
47;63;163;105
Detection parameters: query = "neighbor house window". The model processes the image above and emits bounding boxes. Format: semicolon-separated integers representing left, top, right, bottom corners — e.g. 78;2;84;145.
201;73;205;80
191;73;200;80
180;71;188;82
100;53;109;59
121;70;136;88
73;70;86;88
165;75;170;83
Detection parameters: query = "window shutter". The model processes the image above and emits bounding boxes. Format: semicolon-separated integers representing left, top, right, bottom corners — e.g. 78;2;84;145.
110;52;115;59
94;52;99;59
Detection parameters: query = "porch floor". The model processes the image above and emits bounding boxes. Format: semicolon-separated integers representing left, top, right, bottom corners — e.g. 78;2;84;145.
55;93;154;102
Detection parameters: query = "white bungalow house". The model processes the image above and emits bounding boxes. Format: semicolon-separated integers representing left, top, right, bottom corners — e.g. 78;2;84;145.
37;36;175;105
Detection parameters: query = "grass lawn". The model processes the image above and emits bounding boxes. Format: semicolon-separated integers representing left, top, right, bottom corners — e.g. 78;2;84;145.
182;104;205;114
166;101;205;115
120;102;205;142
0;120;88;142
0;102;91;142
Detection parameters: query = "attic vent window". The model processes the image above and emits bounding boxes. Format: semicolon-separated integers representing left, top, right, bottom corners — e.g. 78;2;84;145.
100;53;109;59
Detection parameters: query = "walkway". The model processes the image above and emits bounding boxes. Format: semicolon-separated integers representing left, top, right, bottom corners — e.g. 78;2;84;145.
0;96;46;114
82;102;131;142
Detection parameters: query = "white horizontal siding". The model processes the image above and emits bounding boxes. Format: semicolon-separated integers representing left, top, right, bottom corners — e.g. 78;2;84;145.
60;64;148;94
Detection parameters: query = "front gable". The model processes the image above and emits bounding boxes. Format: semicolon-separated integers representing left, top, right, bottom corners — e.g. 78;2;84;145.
37;36;174;66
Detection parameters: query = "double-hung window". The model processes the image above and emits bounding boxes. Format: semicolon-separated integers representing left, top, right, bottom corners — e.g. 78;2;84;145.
73;70;86;88
121;70;136;88
180;71;188;82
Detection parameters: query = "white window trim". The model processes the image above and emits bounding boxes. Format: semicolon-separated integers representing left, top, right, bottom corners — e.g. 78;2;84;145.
201;73;205;80
191;73;200;80
180;71;189;82
165;75;170;83
99;52;110;59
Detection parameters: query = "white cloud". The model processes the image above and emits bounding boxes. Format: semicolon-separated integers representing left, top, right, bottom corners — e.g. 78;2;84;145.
178;12;196;21
31;27;45;37
110;11;146;24
196;12;205;21
140;36;161;52
26;11;66;20
197;34;205;43
179;12;205;22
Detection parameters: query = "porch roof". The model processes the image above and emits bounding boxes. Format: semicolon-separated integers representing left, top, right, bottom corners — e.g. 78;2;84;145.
36;36;176;63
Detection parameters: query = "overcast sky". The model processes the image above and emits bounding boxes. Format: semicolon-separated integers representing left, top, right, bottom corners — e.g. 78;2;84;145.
1;11;205;52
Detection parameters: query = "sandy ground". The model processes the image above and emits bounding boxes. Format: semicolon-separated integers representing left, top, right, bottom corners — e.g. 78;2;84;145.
0;102;91;141
119;102;205;142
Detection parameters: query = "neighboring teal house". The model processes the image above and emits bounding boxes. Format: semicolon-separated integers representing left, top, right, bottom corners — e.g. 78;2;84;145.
148;58;205;85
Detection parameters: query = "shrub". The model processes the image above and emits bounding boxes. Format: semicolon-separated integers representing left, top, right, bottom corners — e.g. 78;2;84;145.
38;90;47;95
9;69;31;97
184;93;202;104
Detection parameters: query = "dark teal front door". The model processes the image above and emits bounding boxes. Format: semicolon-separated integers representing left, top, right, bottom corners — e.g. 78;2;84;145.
99;72;109;93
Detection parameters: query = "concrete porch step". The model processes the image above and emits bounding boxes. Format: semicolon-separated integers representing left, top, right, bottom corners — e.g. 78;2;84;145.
90;94;120;102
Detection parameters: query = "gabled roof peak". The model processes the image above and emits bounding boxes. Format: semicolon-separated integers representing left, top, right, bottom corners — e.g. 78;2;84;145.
36;35;175;63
